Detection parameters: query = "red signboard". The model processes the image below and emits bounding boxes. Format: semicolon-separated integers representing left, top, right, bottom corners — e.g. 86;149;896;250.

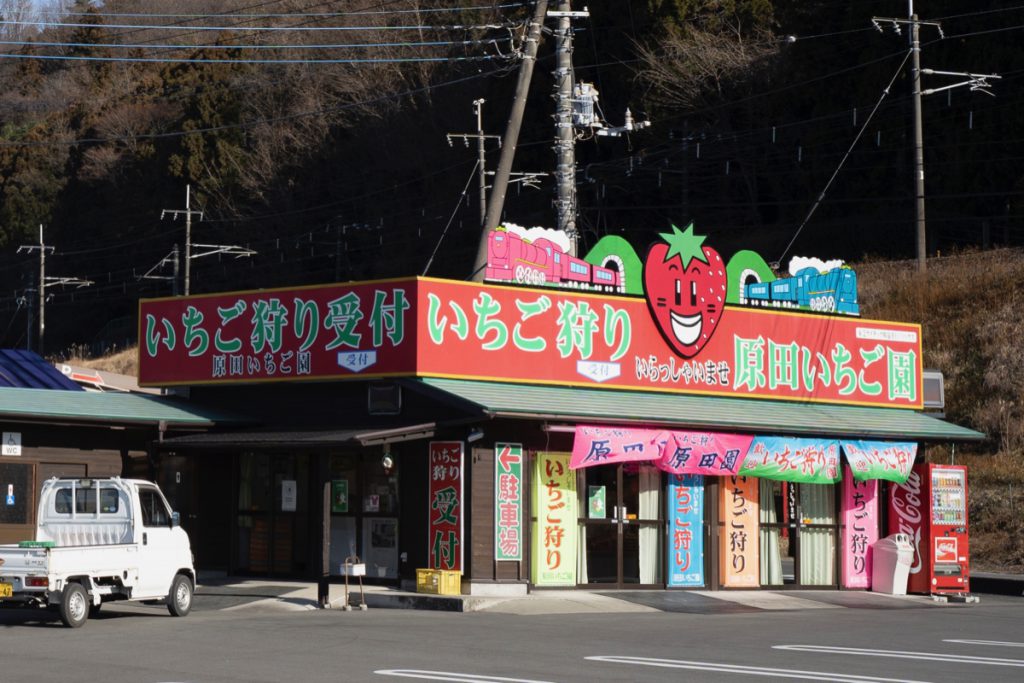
428;441;463;571
139;277;923;409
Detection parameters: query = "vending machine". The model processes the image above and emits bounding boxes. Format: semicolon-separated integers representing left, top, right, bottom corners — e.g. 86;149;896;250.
888;463;970;594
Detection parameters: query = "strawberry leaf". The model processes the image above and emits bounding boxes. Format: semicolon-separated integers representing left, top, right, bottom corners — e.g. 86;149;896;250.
657;222;709;270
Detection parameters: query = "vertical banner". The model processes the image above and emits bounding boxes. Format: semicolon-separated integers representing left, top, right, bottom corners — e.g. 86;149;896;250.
428;441;464;571
531;452;577;586
667;474;705;587
720;475;759;587
841;467;879;589
494;443;524;562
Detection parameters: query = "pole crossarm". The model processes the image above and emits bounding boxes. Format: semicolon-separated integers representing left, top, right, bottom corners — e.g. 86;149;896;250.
190;244;257;259
43;276;93;289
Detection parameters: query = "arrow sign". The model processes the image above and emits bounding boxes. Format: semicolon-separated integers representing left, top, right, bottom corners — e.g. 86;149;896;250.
497;444;520;473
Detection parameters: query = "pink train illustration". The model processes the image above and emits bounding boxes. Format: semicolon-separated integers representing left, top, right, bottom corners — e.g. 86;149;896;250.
485;228;623;292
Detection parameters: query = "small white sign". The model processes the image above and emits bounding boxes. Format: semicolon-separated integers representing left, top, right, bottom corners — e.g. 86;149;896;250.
2;432;22;456
337;350;378;373
577;360;621;383
281;480;297;512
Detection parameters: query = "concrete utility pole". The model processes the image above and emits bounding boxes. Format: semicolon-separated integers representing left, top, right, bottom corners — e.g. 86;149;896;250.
552;0;577;255
472;0;549;282
873;2;998;272
161;184;204;295
17;225;52;354
447;99;501;227
18;225;93;355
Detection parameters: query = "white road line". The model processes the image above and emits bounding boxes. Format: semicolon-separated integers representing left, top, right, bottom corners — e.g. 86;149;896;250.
374;670;559;683
585;655;932;683
944;639;1024;648
774;645;1024;667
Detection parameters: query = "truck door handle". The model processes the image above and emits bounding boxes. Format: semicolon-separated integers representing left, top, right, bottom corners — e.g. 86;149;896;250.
143;532;148;546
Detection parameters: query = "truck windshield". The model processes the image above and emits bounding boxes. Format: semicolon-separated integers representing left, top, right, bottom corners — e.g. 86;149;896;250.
54;487;120;515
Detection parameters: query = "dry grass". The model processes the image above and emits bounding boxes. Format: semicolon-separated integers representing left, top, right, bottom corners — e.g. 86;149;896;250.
63;346;138;376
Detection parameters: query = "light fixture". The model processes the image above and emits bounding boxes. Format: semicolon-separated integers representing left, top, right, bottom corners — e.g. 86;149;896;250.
381;443;394;474
467;427;485;443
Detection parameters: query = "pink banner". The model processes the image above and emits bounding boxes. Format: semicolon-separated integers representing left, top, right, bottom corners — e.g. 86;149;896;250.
570;425;752;476
841;467;879;589
656;431;754;476
571;426;661;469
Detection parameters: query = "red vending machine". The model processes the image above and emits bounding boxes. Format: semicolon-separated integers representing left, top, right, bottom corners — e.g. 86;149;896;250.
888;463;970;594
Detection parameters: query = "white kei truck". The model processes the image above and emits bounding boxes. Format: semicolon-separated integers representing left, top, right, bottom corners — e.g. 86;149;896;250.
0;477;195;627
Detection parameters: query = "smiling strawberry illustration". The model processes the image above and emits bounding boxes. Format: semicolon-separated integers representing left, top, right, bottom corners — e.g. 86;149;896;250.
643;223;727;358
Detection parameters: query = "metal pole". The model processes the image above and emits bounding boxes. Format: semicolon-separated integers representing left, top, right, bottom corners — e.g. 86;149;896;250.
172;244;181;296
911;10;927;272
554;0;577;255
472;0;549;281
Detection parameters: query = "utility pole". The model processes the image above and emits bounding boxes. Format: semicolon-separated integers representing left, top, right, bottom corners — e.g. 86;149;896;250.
161;184;204;295
446;99;501;227
472;0;549;281
18;225;92;355
17;225;53;355
552;0;577;255
873;3;998;272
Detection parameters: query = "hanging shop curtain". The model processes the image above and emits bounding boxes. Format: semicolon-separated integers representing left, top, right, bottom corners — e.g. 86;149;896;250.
840;441;917;484
799;484;836;586
638;465;661;584
758;479;783;586
739;437;841;484
571;425;754;477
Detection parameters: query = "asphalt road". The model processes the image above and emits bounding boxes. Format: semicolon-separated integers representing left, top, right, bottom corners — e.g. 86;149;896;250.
1;593;1022;683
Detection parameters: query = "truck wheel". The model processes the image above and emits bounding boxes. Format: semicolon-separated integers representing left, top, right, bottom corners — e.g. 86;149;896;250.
59;583;89;628
167;574;193;617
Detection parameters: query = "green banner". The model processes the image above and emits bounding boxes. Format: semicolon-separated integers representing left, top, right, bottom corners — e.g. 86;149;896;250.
531;452;577;586
494;443;524;561
739;437;841;484
331;479;349;513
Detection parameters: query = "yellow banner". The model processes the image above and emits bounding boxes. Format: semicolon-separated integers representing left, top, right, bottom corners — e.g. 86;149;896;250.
532;452;577;586
720;475;760;587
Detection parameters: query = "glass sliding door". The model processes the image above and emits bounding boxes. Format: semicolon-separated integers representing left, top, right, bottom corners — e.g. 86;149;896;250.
798;483;837;586
580;464;662;587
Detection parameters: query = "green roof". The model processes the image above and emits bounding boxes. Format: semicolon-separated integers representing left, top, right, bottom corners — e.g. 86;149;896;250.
0;387;244;428
416;378;985;443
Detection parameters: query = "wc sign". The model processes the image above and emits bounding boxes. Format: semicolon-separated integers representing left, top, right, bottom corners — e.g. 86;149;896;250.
2;432;21;456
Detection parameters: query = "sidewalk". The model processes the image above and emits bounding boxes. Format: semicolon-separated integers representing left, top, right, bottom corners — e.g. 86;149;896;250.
193;574;984;616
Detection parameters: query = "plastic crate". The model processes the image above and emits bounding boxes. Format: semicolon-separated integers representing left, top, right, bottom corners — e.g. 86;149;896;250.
416;568;461;595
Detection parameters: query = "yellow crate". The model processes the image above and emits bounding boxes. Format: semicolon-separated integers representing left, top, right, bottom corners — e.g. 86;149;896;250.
416;568;461;595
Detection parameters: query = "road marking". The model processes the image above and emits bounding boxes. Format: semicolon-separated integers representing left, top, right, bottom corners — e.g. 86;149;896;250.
774;645;1024;667
944;639;1024;648
374;671;558;683
585;655;931;682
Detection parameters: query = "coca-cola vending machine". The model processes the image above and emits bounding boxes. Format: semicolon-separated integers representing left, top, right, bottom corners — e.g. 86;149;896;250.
889;463;970;594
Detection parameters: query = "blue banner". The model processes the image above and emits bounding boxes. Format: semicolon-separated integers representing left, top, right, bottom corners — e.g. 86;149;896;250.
667;474;704;587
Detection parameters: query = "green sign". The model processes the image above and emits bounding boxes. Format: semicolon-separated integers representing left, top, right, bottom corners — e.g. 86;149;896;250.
588;485;606;519
494;443;523;561
331;479;349;513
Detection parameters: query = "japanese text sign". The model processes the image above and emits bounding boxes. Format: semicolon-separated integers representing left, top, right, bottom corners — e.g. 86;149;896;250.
494;443;523;562
739;437;841;484
570;425;752;475
667;474;705;587
720;475;759;587
531;452;577;586
841;468;878;589
428;441;463;571
841;441;917;484
140;277;923;411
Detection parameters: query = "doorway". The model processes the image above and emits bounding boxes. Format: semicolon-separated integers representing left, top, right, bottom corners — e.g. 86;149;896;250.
236;453;311;576
759;480;838;587
578;464;663;587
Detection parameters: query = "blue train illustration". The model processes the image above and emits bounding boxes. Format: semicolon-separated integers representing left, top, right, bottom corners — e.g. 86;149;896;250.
743;266;859;316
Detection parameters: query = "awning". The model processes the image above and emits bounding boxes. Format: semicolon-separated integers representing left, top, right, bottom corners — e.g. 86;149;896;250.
159;422;437;450
411;378;985;443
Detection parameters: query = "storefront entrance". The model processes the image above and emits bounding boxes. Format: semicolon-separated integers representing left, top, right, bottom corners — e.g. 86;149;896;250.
759;480;838;587
578;464;663;587
236;453;311;576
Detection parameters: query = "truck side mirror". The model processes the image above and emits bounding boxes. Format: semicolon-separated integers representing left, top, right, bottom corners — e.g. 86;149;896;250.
171;511;181;528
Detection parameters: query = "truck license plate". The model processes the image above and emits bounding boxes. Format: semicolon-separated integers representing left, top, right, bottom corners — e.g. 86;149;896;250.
0;582;12;598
